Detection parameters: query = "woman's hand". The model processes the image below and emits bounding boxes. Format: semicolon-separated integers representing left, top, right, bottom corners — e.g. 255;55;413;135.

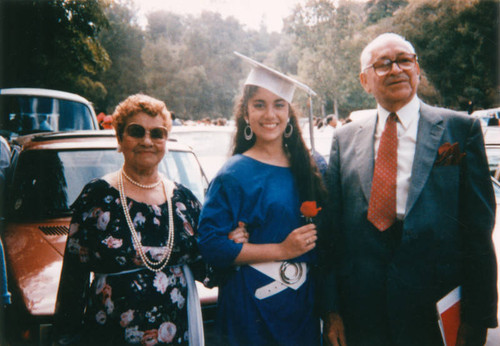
278;224;317;259
232;223;316;265
228;221;249;244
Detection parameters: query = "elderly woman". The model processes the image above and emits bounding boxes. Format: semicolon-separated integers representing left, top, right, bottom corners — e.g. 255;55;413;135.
53;94;214;345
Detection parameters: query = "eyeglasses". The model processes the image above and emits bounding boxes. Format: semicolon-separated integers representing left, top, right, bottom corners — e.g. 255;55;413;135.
364;54;418;76
125;123;168;140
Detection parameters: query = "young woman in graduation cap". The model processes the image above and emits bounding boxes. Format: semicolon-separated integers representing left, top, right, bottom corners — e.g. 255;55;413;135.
198;52;327;345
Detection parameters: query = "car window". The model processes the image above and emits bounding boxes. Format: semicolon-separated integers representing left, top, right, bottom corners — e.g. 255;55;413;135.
161;151;206;201
0;95;95;136
7;148;205;221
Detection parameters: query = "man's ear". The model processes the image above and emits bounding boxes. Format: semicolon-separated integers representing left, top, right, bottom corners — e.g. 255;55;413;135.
359;72;371;93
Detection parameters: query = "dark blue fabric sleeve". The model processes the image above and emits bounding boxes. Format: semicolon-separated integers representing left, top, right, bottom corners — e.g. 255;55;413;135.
198;173;244;268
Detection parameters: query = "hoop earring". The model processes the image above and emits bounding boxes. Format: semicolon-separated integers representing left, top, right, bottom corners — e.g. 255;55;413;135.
284;122;293;138
244;123;254;141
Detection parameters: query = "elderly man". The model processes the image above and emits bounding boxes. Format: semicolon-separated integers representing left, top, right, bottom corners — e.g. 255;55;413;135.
320;33;497;345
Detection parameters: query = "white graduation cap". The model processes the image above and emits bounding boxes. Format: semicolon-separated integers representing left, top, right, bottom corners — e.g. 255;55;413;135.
234;51;317;103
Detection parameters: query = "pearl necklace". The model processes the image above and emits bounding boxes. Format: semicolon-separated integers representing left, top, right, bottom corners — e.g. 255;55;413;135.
119;169;175;272
122;168;162;189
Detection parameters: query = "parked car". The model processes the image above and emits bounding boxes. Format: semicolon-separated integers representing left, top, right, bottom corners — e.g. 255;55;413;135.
483;126;500;179
1;131;216;345
471;107;500;127
170;125;235;181
0;88;99;139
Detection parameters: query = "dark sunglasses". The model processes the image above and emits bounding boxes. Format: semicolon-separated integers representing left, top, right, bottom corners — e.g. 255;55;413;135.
125;123;168;140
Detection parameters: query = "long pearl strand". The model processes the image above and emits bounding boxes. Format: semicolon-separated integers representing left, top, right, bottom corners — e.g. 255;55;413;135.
118;169;175;272
122;168;162;189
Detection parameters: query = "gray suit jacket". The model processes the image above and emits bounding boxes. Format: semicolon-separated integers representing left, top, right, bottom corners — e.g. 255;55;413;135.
320;102;497;345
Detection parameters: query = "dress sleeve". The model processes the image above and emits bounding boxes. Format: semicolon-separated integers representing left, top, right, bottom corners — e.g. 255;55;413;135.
197;173;244;268
52;182;97;344
174;184;211;284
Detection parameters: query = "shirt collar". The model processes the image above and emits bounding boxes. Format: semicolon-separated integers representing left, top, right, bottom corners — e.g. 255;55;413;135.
377;95;420;130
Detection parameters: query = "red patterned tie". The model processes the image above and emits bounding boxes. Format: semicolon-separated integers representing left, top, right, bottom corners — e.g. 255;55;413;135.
367;112;398;231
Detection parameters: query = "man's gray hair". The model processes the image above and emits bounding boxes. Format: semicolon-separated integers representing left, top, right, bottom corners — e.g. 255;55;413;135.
360;33;416;71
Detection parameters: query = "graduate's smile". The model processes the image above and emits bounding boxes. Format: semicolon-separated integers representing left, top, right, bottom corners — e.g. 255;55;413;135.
247;87;289;144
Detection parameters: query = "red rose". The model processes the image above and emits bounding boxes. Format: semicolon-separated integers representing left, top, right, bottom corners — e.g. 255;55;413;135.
300;201;322;218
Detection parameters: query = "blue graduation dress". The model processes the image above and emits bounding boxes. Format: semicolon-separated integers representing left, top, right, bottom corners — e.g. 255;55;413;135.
198;155;320;346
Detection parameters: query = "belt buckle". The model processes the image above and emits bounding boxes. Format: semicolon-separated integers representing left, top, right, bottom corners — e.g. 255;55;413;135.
279;261;303;285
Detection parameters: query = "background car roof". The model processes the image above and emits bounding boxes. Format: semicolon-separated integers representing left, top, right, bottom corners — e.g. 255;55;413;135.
0;87;92;105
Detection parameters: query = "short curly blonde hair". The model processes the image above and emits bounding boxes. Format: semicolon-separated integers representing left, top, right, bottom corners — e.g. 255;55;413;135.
112;94;172;140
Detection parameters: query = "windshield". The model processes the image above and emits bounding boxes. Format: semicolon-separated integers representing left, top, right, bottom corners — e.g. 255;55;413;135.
0;95;95;137
8;148;205;221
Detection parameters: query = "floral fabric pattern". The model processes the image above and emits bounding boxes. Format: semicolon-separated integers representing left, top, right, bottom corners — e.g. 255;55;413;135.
53;179;208;345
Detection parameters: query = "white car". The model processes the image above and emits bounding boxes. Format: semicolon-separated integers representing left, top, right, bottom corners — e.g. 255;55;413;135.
0;88;98;138
471;107;500;126
170;125;235;181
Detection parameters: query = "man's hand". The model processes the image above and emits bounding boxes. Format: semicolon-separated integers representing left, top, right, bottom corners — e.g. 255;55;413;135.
456;322;487;346
324;312;347;346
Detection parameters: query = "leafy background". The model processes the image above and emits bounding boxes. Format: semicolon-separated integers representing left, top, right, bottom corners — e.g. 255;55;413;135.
1;0;498;120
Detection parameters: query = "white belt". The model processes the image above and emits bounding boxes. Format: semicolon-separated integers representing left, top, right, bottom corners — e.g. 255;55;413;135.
250;261;307;300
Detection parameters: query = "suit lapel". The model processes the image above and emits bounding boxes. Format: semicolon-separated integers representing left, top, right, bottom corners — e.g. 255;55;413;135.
355;115;377;202
405;102;444;216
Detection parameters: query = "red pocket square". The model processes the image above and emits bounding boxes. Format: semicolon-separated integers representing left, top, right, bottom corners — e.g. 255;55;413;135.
435;142;465;166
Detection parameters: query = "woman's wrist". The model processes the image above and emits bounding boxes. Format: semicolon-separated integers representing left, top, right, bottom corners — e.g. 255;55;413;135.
234;242;287;264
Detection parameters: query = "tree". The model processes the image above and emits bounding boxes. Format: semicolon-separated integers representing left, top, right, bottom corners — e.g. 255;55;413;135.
0;0;111;102
142;10;263;120
284;0;367;117
395;0;499;109
365;0;408;25
284;0;499;114
97;0;146;112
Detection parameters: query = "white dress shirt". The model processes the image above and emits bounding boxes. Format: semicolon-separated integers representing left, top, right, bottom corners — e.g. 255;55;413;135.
374;96;420;219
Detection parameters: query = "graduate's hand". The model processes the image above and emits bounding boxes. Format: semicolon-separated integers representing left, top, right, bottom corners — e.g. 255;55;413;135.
279;224;317;259
456;322;487;346
227;221;249;244
324;312;347;346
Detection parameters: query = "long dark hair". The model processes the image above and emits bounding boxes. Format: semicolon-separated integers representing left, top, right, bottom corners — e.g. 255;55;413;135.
232;85;327;205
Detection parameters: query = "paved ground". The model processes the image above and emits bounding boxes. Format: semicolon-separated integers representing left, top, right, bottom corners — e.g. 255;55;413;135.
486;224;500;345
487;327;499;345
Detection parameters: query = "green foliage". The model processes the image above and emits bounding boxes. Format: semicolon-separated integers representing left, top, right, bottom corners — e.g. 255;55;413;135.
0;0;111;101
365;0;409;25
396;0;499;109
97;0;145;112
284;0;370;117
2;0;497;119
285;0;499;116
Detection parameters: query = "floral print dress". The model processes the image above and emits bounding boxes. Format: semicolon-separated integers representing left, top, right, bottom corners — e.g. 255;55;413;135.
53;179;209;345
